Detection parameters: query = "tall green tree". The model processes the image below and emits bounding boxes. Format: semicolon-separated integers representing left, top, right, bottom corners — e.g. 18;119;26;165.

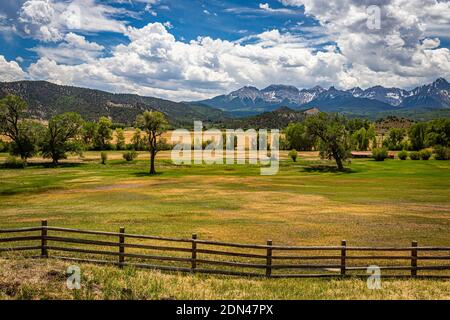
346;118;371;134
284;123;316;151
409;122;428;150
94;117;113;150
131;128;145;150
0;95;44;160
41;112;84;164
426;119;450;147
81;121;98;149
352;125;376;151
383;128;406;150
305;113;352;171
136;111;168;175
115;128;126;150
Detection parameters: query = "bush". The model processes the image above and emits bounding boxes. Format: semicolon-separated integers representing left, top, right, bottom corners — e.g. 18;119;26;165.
0;140;9;152
372;148;388;161
398;150;408;160
2;156;26;169
409;151;420;160
419;149;432;160
288;149;298;162
100;152;108;165
434;145;450;160
123;151;138;162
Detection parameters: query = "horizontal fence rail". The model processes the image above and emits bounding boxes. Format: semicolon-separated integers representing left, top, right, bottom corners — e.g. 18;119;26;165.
0;221;450;279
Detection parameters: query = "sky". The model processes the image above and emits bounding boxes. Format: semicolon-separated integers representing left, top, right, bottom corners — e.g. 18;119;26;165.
0;0;449;101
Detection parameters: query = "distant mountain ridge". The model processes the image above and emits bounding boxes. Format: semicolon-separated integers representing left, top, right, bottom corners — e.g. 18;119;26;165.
0;81;228;126
196;78;450;117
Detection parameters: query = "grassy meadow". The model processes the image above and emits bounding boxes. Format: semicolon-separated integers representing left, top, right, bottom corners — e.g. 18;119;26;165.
0;151;450;299
1;257;449;300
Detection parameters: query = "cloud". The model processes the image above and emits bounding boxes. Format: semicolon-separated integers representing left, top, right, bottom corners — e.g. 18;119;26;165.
6;1;450;102
143;0;160;16
278;0;450;87
0;55;27;82
225;3;299;15
18;0;127;42
26;22;350;101
258;2;296;14
163;21;173;29
31;32;105;64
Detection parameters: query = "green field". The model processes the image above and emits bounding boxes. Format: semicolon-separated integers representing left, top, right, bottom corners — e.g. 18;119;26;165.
0;151;450;299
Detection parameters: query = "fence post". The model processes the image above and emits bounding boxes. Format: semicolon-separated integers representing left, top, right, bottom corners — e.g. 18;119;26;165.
266;240;273;278
41;220;48;258
411;241;418;277
119;227;125;268
340;240;346;276
191;234;197;272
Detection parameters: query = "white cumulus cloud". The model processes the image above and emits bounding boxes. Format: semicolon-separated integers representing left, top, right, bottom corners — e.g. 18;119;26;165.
31;32;105;64
0;55;27;82
6;0;450;101
27;22;349;100
18;0;127;42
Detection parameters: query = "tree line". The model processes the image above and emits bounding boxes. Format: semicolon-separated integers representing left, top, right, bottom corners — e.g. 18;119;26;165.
2;94;450;173
282;114;450;170
0;95;168;174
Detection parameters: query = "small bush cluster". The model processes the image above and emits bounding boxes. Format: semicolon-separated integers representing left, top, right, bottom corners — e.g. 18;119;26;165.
0;140;10;153
100;152;108;165
2;156;27;169
434;145;450;160
419;149;432;160
397;150;408;160
409;151;420;160
123;151;138;162
288;149;298;162
372;148;388;161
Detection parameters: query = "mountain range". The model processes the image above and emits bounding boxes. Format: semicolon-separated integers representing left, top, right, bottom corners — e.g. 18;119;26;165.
195;78;450;117
0;79;449;127
0;81;228;126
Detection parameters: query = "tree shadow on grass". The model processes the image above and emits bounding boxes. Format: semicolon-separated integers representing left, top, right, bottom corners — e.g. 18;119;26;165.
29;162;85;169
302;165;354;174
1;162;85;170
133;171;164;177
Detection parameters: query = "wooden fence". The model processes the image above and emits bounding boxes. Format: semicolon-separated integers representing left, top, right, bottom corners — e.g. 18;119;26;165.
1;220;450;279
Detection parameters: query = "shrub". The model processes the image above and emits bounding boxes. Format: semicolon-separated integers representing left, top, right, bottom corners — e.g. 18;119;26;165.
409;151;420;160
100;152;108;165
0;140;9;153
398;150;408;160
288;149;298;162
3;156;26;169
419;149;432;160
372;148;388;161
123;151;138;162
434;145;450;160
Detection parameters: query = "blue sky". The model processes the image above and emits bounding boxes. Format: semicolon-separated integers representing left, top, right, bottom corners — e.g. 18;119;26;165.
0;0;317;68
0;0;449;101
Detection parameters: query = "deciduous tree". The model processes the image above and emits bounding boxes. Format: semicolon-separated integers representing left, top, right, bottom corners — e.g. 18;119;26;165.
41;112;84;164
136;111;168;174
305;113;351;171
0;95;44;160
